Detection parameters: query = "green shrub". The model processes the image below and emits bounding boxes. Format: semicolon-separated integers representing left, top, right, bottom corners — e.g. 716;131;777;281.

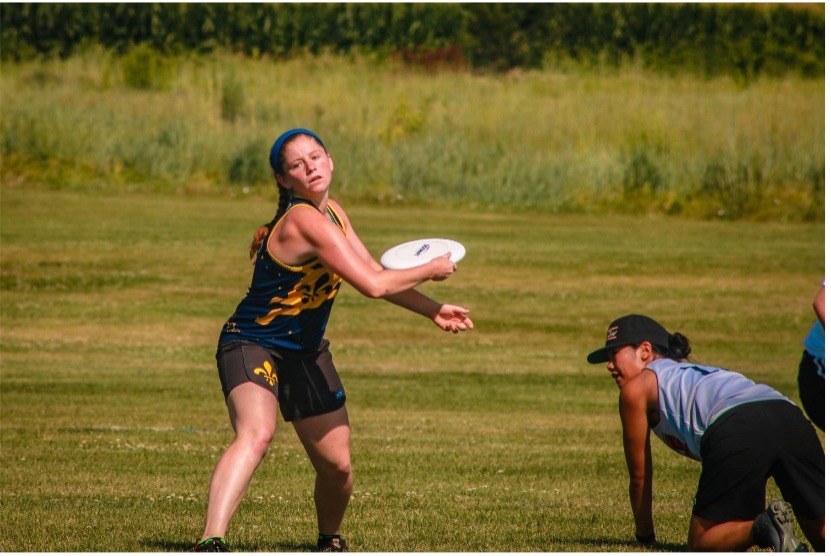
120;43;174;90
623;148;664;196
380;98;427;144
228;141;268;186
220;73;245;123
697;161;759;219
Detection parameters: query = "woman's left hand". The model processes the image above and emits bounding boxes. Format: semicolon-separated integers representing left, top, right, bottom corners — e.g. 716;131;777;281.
433;304;474;333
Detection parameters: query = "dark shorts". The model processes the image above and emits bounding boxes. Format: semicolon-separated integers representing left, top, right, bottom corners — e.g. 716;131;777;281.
216;339;346;422
693;399;824;522
798;350;825;431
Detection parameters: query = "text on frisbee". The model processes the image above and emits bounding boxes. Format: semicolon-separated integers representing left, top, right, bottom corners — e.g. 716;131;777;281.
379;238;466;270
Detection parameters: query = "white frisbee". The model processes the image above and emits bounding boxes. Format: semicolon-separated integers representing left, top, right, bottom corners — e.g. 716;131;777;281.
380;238;466;270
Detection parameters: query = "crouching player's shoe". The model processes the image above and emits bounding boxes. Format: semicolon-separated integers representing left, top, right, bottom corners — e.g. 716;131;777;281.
316;534;348;552
752;500;807;552
190;537;230;552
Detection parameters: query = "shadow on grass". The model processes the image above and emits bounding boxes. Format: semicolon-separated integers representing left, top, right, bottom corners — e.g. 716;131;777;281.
142;538;315;552
145;536;687;552
552;535;687;552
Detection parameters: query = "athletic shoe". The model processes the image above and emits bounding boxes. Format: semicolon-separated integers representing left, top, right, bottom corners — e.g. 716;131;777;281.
316;536;348;552
751;500;807;552
190;537;230;552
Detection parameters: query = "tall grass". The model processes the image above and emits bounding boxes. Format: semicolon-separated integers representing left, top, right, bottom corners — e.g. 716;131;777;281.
0;49;824;220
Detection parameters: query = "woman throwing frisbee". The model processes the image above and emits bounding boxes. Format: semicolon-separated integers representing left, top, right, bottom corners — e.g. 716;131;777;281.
587;314;824;552
191;129;473;552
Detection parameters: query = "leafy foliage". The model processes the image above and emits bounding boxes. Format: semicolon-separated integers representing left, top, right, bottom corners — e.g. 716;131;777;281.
0;3;824;80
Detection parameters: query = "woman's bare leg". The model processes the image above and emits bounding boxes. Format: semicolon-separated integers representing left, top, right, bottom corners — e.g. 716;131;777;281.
292;407;353;535
200;383;278;539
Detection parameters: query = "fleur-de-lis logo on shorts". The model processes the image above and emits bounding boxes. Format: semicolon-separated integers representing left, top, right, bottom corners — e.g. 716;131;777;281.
254;361;277;386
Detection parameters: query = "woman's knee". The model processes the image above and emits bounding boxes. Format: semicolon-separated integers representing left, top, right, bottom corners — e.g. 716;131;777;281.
317;454;353;485
294;407;352;482
686;526;706;552
234;424;276;459
226;383;279;458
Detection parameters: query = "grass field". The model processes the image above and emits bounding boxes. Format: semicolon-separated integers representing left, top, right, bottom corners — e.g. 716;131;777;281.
0;186;823;551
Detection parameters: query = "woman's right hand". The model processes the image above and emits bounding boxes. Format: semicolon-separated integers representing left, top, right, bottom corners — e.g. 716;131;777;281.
428;253;457;281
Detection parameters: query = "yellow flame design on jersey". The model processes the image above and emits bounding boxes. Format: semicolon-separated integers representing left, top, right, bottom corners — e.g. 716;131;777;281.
255;262;341;326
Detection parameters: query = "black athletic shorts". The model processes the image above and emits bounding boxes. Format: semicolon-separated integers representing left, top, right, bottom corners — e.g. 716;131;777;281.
798;350;825;431
693;399;824;522
216;339;346;422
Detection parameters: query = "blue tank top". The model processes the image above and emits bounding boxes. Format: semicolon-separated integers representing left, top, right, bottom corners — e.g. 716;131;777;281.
648;358;789;461
804;321;824;361
803;281;825;361
219;198;345;352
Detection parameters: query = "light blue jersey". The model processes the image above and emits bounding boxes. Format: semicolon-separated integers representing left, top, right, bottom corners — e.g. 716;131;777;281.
804;321;825;362
648;359;790;461
804;280;825;361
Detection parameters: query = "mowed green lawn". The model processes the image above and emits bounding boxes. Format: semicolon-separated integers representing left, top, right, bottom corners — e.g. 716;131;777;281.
0;188;823;552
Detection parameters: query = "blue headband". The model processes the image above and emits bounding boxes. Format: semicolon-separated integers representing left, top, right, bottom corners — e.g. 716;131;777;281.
269;128;326;173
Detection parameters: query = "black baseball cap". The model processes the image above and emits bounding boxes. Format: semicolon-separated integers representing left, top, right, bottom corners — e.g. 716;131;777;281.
586;314;670;364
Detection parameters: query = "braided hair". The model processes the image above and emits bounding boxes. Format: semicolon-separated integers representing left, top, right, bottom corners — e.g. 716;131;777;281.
248;186;292;262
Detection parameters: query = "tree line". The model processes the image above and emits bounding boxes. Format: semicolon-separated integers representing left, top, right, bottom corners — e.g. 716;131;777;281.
1;3;824;80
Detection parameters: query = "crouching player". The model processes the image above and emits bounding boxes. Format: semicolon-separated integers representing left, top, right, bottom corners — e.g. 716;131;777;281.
587;314;824;552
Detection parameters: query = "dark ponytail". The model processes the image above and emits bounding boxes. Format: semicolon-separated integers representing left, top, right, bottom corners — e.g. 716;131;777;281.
248;187;292;263
654;332;692;361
